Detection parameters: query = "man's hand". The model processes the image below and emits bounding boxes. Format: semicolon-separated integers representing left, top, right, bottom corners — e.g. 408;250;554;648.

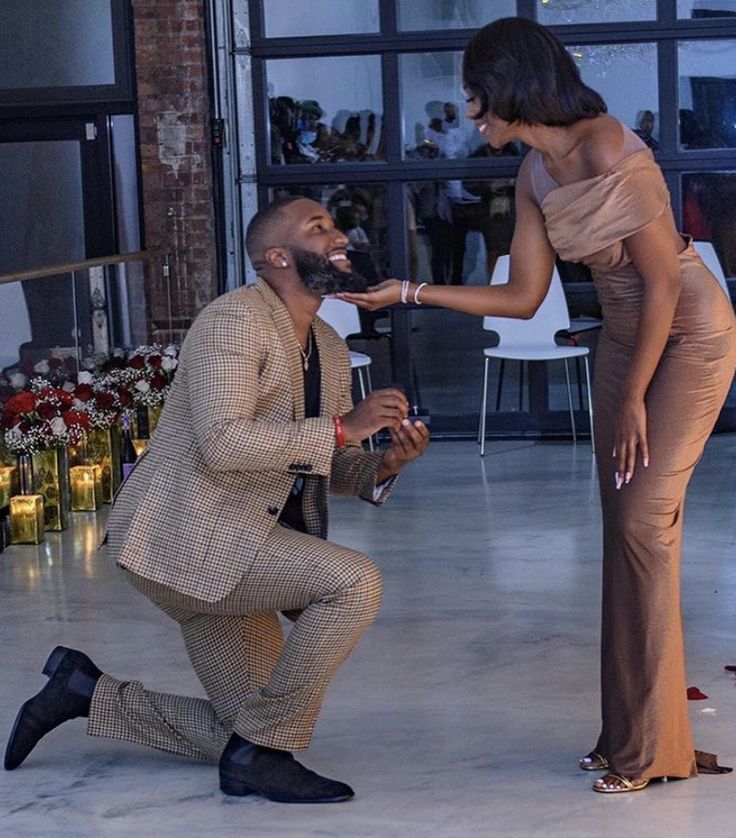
341;387;409;443
376;418;429;482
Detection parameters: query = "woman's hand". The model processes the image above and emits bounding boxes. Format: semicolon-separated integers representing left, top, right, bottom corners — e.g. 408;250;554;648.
336;279;403;310
613;397;649;488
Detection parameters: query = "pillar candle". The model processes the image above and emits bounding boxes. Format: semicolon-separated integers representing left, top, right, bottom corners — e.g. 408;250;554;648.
70;466;100;511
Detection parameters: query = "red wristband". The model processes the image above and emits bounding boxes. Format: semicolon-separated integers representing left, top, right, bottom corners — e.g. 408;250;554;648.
332;415;346;449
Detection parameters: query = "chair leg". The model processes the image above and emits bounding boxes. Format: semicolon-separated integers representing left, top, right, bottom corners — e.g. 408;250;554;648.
575;356;584;409
495;358;505;411
518;361;524;411
355;368;374;451
480;357;490;457
564;359;577;444
583;356;595;455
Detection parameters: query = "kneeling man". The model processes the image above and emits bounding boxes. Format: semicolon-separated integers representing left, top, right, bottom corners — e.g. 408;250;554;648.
4;197;429;803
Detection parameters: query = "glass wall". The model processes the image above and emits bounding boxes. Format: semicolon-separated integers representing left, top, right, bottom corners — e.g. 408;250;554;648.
225;0;736;434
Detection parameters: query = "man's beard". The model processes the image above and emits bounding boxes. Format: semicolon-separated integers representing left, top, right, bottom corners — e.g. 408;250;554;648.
292;248;368;295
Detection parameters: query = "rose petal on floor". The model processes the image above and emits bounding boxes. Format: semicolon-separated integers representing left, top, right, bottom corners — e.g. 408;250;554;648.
687;686;708;700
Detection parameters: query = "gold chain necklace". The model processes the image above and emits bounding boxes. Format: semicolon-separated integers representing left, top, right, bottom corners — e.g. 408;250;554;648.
298;328;313;372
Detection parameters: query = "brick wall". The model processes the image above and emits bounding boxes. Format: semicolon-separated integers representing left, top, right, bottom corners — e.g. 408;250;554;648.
131;0;218;339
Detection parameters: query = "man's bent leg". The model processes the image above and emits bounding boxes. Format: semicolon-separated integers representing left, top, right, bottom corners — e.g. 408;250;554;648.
217;526;383;751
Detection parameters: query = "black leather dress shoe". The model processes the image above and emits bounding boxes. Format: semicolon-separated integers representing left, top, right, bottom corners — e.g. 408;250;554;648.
4;646;101;770
219;733;354;803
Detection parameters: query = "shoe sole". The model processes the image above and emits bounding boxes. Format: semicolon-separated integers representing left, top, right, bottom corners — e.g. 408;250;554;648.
4;646;72;771
219;775;352;803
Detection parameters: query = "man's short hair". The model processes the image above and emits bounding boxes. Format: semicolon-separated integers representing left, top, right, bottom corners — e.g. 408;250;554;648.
244;196;304;270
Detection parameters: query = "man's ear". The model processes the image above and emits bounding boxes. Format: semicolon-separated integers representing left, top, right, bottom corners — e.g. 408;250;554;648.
265;247;289;268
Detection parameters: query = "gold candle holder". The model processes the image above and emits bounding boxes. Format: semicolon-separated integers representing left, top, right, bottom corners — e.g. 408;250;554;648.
131;439;150;458
10;495;45;544
0;466;15;509
70;466;100;511
92;464;103;508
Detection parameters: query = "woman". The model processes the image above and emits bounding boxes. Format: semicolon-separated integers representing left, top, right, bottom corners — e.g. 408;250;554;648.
339;17;736;793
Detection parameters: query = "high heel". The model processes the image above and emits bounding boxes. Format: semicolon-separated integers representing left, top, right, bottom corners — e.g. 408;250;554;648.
579;751;608;771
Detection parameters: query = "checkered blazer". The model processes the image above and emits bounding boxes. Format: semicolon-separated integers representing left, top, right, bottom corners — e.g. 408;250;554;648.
106;279;391;602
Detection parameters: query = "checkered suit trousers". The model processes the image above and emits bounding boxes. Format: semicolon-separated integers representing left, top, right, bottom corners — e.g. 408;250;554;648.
87;524;382;756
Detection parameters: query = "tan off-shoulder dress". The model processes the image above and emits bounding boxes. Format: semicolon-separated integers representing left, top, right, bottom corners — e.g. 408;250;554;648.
532;140;736;780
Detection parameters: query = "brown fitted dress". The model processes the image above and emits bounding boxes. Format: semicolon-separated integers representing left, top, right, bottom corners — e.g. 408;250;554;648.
535;143;736;780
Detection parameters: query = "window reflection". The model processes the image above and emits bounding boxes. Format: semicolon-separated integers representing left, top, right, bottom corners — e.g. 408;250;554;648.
682;172;736;276
678;40;736;149
538;0;655;24
400;51;521;160
677;1;736;19
398;0;515;30
266;56;384;164
568;43;659;147
263;0;379;37
408;177;516;286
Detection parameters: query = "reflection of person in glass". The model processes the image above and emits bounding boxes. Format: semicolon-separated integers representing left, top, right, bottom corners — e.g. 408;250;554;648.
341;17;736;794
632;109;659;150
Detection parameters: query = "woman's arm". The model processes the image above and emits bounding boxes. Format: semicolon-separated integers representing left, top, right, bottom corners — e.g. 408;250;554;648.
614;216;683;484
338;155;556;318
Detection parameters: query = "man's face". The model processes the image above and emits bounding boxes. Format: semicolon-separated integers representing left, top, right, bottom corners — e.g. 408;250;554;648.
281;199;368;294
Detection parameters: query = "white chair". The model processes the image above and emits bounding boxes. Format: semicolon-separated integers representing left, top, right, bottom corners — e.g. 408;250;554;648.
478;255;595;456
318;298;374;449
693;241;731;301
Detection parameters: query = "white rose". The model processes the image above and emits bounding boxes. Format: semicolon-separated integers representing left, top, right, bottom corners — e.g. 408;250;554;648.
9;373;27;389
82;357;96;371
164;344;177;357
73;398;87;411
49;416;67;436
62;381;76;393
161;356;178;371
135;380;150;393
34;360;50;374
78;371;94;385
7;426;23;442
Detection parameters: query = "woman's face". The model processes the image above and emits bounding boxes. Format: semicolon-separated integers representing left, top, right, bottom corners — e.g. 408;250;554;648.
464;90;516;148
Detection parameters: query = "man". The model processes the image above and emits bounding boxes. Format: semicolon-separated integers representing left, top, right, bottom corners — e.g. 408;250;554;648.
4;197;429;803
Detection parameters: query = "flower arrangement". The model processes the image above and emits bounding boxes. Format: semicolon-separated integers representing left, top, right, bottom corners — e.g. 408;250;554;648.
0;344;178;454
100;344;178;409
1;384;90;454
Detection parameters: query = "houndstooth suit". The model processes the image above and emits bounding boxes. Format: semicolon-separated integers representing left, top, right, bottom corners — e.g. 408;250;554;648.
93;279;392;754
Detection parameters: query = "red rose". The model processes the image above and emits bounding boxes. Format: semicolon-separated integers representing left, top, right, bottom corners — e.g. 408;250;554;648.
150;373;167;391
74;383;94;402
149;354;163;369
63;410;91;431
94;391;115;411
118;388;134;407
20;359;36;377
5;391;36;415
37;401;59;421
128;355;145;370
56;390;74;410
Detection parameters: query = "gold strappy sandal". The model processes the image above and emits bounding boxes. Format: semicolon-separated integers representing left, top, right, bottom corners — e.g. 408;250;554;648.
579;751;609;771
593;773;649;793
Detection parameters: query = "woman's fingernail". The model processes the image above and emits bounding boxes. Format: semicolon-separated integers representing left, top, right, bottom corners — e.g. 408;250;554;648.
612;448;617;458
625;472;632;484
615;472;623;490
643;457;649;467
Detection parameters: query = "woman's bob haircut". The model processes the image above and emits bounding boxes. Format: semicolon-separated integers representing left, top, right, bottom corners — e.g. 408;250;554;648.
463;17;607;127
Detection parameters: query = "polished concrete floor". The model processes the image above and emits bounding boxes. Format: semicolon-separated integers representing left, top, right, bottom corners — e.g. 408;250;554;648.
1;438;736;838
